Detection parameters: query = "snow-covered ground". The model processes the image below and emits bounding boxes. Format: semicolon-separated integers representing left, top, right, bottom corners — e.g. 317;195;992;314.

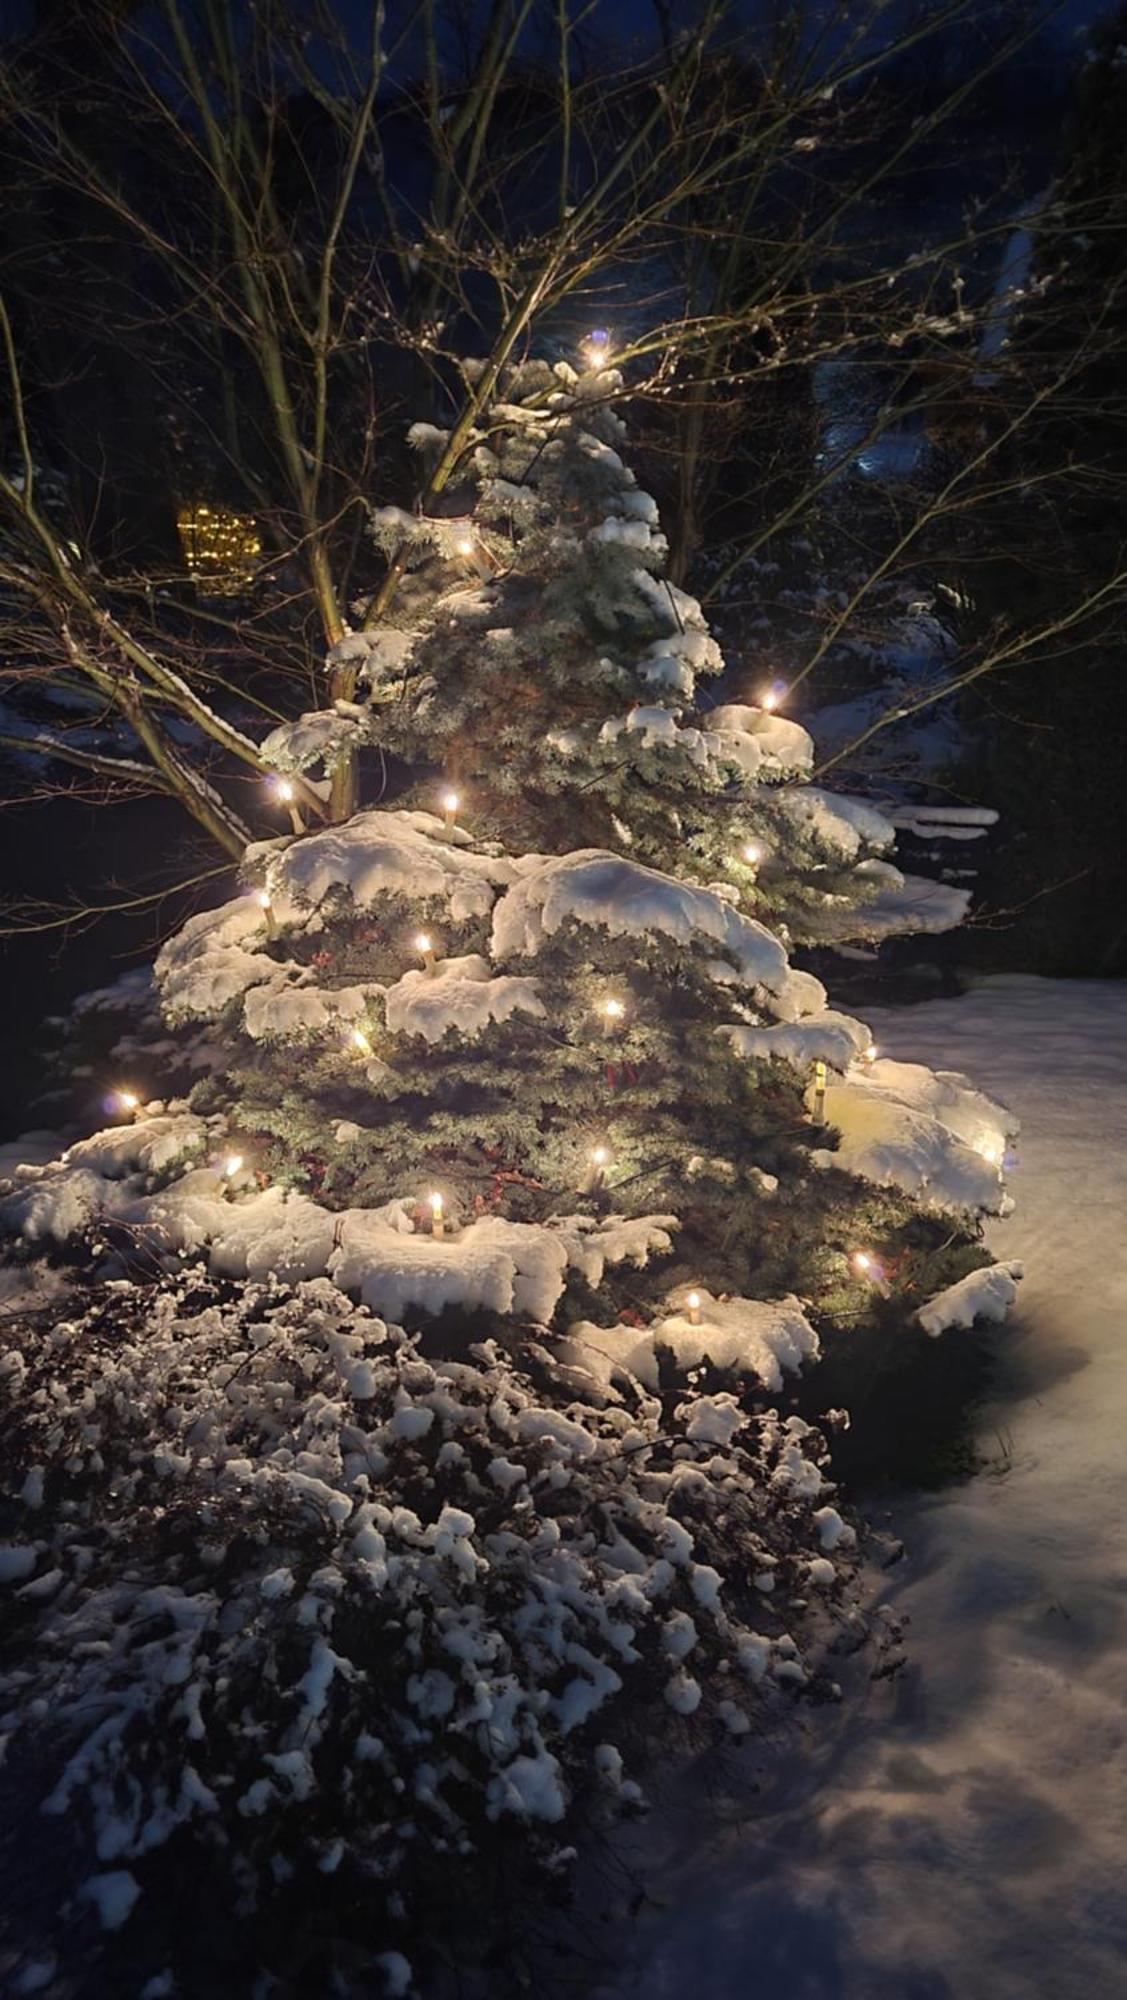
595;976;1127;2000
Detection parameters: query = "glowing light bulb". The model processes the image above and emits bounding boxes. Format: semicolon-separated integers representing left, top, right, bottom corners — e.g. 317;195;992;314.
255;889;271;911
441;788;460;832
415;931;437;973
686;1289;702;1325
429;1190;445;1237
742;842;762;868
271;776;295;804
585;1143;610;1192
116;1089;140;1116
863;1043;878;1065
455;535;475;557
582;328;611;369
350;1027;373;1056
224;1153;244;1180
760;690;779;713
853;1250;890;1296
601;996;625;1033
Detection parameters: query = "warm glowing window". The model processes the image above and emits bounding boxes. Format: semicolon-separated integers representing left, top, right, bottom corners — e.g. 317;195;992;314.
177;502;262;596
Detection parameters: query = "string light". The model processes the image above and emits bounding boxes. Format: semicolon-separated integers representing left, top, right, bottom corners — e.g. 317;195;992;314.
600;996;626;1034
428;1191;446;1238
686;1289;702;1326
177;501;261;597
415;931;438;975
441;788;460;833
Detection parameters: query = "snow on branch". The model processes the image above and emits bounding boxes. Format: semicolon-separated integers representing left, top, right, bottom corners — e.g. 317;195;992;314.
489;850;789;992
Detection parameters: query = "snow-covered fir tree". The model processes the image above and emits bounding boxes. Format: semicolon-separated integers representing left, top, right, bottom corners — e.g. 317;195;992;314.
0;353;1021;1995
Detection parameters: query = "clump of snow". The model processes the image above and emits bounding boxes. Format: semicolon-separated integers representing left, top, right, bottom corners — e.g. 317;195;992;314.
272;809;517;926
774;785;896;860
566;1291;819;1395
707;704;814;776
490;850;788;993
916;1260;1024;1338
79;1871;141;1931
820;1068;1014;1216
383;955;546;1043
726;1009;872;1072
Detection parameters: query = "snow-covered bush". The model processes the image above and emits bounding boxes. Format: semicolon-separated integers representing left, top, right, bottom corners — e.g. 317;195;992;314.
0;1269;858;1991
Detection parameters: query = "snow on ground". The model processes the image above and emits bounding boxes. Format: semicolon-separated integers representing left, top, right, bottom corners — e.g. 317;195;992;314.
592;976;1127;2000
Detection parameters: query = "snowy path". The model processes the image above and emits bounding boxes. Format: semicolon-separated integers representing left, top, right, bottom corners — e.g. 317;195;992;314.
599;977;1127;2000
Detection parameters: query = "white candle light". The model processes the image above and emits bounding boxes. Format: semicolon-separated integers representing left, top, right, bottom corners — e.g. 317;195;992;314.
601;996;626;1034
429;1190;445;1237
350;1027;373;1057
223;1153;244;1181
812;1059;828;1122
863;1042;878;1065
585;1143;610;1193
269;774;304;833
255;888;272;912
116;1089;140;1118
415;931;438;975
853;1250;890;1298
582;328;611;369
686;1289;702;1326
441;788;460;833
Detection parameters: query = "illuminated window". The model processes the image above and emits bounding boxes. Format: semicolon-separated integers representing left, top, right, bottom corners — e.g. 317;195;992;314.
177;502;262;596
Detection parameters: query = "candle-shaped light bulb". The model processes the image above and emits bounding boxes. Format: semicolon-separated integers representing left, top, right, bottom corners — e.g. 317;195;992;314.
255;888;272;911
415;931;437;974
686;1289;702;1326
601;996;625;1034
429;1190;445;1237
585;1143;610;1193
441;788;460;833
269;773;303;833
812;1058;828;1123
224;1153;244;1180
853;1250;890;1297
